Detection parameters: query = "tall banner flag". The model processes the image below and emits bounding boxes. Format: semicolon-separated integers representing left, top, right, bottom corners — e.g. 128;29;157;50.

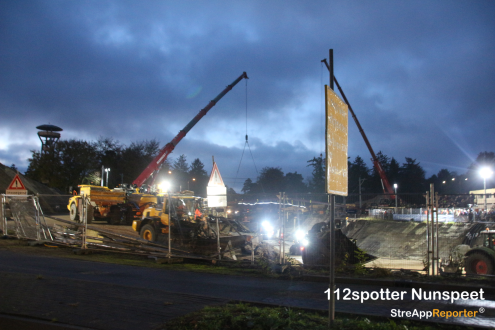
326;85;348;196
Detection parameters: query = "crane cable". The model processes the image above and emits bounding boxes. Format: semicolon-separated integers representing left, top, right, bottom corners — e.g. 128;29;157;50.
234;78;263;193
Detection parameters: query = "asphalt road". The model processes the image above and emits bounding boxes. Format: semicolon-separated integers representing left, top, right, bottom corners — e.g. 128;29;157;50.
0;248;494;329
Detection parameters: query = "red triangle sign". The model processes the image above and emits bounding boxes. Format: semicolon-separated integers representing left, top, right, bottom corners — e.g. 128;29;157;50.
208;162;225;187
8;173;26;190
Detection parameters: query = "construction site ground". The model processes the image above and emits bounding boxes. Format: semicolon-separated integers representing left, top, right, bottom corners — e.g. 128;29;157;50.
3;213;495;329
1;237;495;330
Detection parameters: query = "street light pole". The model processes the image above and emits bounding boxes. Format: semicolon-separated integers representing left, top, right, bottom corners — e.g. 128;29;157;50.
394;183;398;213
359;177;366;210
188;178;195;190
105;168;110;188
480;167;493;212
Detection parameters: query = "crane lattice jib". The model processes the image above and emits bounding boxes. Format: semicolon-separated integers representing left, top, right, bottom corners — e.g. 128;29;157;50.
132;72;248;188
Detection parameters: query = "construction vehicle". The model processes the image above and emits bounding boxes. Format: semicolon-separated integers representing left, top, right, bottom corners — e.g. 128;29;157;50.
68;72;248;225
128;71;248;219
464;229;495;275
68;185;131;224
130;72;257;256
321;59;395;198
133;194;256;255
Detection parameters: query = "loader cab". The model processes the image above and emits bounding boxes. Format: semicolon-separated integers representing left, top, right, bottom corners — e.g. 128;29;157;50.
482;231;495;250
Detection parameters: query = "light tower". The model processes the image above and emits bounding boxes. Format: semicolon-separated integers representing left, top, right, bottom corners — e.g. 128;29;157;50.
36;124;62;154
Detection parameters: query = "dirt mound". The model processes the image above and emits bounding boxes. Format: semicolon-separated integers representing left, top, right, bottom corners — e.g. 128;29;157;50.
0;163;68;214
342;219;479;261
0;163;60;195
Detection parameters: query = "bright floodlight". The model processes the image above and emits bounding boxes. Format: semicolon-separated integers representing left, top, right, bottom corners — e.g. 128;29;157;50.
261;221;274;238
158;181;170;192
480;167;493;179
393;183;398;189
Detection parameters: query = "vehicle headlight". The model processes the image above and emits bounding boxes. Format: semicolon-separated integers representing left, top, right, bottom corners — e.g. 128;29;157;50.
302;238;309;247
261;221;274;238
295;229;305;241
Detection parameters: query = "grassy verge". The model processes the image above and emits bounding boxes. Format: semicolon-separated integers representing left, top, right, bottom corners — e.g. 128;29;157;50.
0;237;279;277
1;237;493;286
161;303;472;330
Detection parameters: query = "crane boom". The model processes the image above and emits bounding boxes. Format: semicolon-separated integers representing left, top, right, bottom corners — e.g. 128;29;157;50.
321;59;395;196
132;71;249;188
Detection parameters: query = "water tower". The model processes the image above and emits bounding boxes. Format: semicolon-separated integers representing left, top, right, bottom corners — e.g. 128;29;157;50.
36;124;62;153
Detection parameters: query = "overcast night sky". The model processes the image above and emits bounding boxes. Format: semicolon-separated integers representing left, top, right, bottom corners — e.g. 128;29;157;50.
1;1;494;192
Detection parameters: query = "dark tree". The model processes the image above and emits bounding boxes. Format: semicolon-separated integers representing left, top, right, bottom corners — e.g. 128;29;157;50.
257;167;285;194
189;158;208;196
173;154;189;173
399;157;426;193
26;139;100;192
368;151;391;193
426;169;460;194
242;178;256;194
307;155;325;193
284;171;307;193
388;157;400;186
348;156;370;194
171;154;190;191
95;137;122;187
120;139;160;187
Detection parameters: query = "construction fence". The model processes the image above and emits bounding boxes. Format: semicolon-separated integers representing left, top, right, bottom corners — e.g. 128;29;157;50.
0;194;52;240
1;191;494;274
232;191;495;273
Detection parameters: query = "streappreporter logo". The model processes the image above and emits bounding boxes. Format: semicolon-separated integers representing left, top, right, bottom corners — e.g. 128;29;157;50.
391;308;482;320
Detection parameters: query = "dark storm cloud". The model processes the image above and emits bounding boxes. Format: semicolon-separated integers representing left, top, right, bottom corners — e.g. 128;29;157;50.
0;0;494;190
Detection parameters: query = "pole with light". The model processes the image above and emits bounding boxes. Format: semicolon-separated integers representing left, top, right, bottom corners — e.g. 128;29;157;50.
105;168;110;187
394;183;398;213
480;167;493;211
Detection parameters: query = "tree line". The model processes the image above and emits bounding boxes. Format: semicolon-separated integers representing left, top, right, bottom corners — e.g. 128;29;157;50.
25;137;208;195
23;136;494;196
242;151;495;195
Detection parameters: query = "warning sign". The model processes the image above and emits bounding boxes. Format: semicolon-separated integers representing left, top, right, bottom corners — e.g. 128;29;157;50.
208;162;225;187
6;173;28;195
207;162;227;208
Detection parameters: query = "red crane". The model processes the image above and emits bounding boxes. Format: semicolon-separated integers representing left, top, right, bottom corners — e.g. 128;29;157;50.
133;72;249;188
321;59;395;197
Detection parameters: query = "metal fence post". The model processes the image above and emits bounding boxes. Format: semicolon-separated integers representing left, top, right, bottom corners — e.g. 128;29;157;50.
425;192;430;276
81;195;87;250
435;191;439;275
216;209;221;260
168;193;172;259
278;192;282;265
328;193;336;328
1;195;6;237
